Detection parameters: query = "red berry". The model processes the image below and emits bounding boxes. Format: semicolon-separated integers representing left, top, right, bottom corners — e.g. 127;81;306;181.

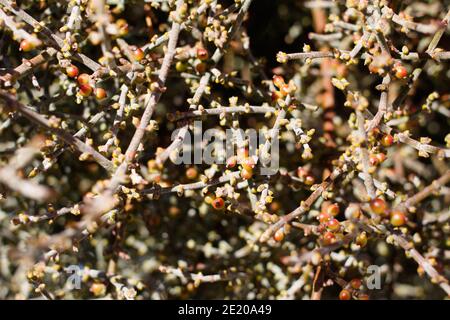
241;157;255;171
95;88;107;100
196;48;209;60
376;152;386;163
358;293;370;300
323;231;336;245
77;73;91;85
272;75;285;89
280;83;290;96
327;219;340;232
270;201;281;212
271;90;283;102
381;134;394;147
350;278;362;290
394;65;408;79
116;19;129;36
79;84;93;97
356;232;368;247
66;65;79;78
195;61;206;74
368;64;379;74
212;197;225;210
339;289;351;300
273;228;284;242
369;154;379;166
390;210;406;227
325;203;340;217
318;212;331;224
237;148;249;159
370;127;381;137
132;47;145;61
304;175;315;186
186;167;198;180
240;168;253;180
20;39;35;52
226;156;237;168
370;198;387;215
297;167;307;178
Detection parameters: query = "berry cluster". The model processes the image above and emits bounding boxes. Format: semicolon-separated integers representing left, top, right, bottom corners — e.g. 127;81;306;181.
0;0;449;300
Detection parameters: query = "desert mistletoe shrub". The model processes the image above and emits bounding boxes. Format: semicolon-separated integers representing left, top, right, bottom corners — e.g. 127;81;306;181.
0;0;449;300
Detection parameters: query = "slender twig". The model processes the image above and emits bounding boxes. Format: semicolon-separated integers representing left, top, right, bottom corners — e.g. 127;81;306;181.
356;110;376;199
81;0;185;218
0;92;114;172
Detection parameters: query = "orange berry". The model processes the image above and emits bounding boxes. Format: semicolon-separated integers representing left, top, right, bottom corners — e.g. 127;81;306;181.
237;148;249;159
370;198;387;215
212;197;225;210
376;152;386;163
196;48;209;60
186;167;198;180
318;212;331;224
272;75;285;89
20;39;35;52
381;134;394;147
271;90;283;102
280;83;290;96
79;84;93;97
90;283;106;297
241;157;255;171
304;175;315;186
394;65;408;79
323;231;336;245
350;278;362;290
358;293;370;300
369;154;379;166
370;127;381;138
66;65;79;78
270;201;281;212
273;228;284;242
116;19;129;36
339;289;351;300
323;120;334;132
169;206;180;217
240;168;253;180
77;73;91;85
195;61;206;73
390;210;406;227
368;64;379;74
326;203;340;217
327;219;340;232
95;87;107;100
132;47;145;61
226;156;237;168
297;167;307;178
116;19;128;29
356;232;368;247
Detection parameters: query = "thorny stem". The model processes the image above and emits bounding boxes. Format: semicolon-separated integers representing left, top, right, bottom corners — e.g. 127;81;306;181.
259;165;347;242
159;265;246;284
1;0;449;301
0;0;102;71
0;92;114;173
155;0;254;166
356;110;376;199
0;48;57;86
78;0;185;221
